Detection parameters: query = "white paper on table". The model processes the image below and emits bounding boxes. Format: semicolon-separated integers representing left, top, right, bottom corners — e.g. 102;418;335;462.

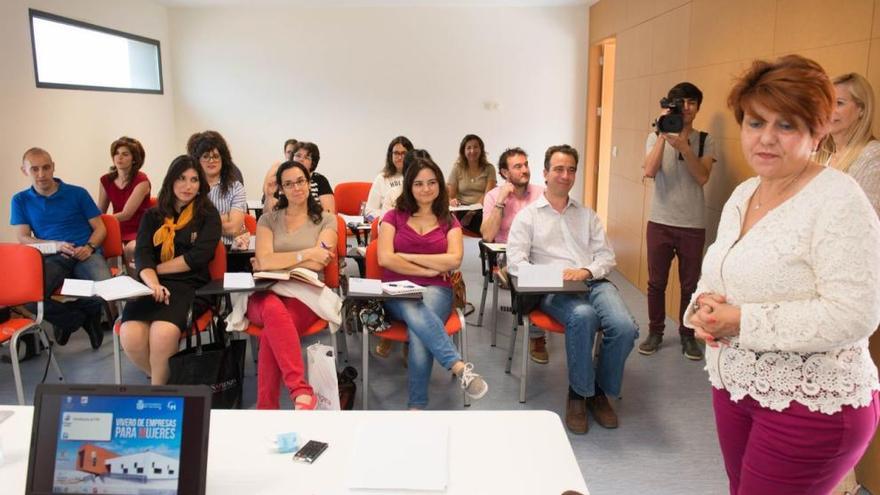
516;263;564;288
224;273;255;289
62;276;153;300
60;279;95;297
340;214;364;225
347;277;382;295
483;242;506;252
449;204;482;212
246;199;263;210
347;418;448;491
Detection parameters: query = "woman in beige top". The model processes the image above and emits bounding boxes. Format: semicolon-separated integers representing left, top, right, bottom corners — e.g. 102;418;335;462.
447;134;496;233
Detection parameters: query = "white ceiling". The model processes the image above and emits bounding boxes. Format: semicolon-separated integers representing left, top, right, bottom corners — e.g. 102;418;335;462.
157;0;595;7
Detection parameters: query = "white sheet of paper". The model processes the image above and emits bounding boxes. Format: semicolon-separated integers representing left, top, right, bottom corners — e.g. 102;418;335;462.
340;214;364;225
347;277;382;295
93;276;153;300
246;199;263;210
346;418;448;491
483;242;506;252
60;279;95;297
224;273;255;289
449;204;482;212
31;242;59;255
516;263;564;288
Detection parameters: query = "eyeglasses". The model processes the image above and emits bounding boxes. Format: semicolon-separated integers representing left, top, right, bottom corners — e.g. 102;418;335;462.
281;178;309;190
200;153;221;162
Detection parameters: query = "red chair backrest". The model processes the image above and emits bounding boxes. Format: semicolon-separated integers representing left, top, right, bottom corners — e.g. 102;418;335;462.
209;242;227;280
148;196;158;208
0;244;43;306
370;218;380;239
335;215;347;259
365;240;381;280
100;214;123;259
244;214;257;235
323;247;340;289
333;182;372;216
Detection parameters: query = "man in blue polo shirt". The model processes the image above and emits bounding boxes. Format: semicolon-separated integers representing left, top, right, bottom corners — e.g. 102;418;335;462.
11;147;111;349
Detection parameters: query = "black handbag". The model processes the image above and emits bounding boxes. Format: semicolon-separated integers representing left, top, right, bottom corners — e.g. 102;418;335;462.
167;315;247;409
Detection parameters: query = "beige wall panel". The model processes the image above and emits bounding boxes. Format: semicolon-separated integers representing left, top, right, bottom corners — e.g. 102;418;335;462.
775;0;873;53
649;70;687;121
590;0;628;43
875;0;880;38
638;184;652;292
788;41;870;82
687;61;750;141
654;0;690;17
611;128;648;183
651;4;691;74
616;21;654;80
704;206;722;247
613;77;652;130
626;0;657;27
608;217;642;284
867;38;880;131
608;173;646;234
704;137;754;210
688;0;775;68
665;257;682;323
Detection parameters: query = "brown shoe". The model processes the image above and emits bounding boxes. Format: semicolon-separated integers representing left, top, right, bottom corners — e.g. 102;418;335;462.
565;395;589;434
375;337;392;358
586;393;619;429
529;336;549;364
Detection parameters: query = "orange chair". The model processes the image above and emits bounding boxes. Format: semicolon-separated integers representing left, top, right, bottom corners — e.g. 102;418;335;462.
148;196;158;208
244;214;257;235
505;304;602;403
333;182;372;216
100;214;124;276
0;244;64;404
112;241;227;384
361;240;470;409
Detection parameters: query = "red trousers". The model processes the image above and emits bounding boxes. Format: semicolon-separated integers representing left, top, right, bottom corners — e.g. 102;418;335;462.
247;292;319;409
713;388;880;495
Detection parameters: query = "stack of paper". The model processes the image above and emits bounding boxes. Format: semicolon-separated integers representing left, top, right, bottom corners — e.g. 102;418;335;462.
224;273;255;289
381;280;424;295
347;277;382;295
61;276;153;301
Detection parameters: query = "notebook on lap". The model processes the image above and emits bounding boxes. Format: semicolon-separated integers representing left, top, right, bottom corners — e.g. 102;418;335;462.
25;384;212;495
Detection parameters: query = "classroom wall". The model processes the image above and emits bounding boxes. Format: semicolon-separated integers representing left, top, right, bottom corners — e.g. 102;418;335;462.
589;0;880;316
0;0;177;241
168;4;590;200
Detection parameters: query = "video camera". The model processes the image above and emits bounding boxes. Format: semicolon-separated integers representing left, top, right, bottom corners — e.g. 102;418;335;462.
653;97;684;134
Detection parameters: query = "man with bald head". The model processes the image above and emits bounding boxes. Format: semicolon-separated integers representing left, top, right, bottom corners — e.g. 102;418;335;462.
11;147;111;349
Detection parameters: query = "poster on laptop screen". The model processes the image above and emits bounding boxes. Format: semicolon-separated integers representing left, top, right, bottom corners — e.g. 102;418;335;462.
52;394;184;495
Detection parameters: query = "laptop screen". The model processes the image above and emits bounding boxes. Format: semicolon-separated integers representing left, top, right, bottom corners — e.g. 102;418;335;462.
27;385;210;495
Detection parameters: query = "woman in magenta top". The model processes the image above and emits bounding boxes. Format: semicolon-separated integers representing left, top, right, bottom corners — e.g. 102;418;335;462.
98;136;151;265
377;150;488;409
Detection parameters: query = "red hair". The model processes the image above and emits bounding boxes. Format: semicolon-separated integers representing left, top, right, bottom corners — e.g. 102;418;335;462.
727;55;834;136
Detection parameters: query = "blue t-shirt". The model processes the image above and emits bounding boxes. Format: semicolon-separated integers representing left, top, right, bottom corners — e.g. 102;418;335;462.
10;179;101;246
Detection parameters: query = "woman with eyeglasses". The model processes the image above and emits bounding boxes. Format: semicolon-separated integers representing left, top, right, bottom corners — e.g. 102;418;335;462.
378;150;488;409
97;136;151;269
120;155;221;385
188;130;249;249
248;160;338;409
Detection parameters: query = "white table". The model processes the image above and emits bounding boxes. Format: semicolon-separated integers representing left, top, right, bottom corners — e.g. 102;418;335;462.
0;406;588;494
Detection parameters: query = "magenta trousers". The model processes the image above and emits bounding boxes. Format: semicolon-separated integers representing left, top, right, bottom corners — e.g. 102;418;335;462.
247;292;319;409
713;387;880;495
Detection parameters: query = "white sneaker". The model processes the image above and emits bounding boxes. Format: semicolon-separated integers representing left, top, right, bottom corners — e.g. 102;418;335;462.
459;362;488;400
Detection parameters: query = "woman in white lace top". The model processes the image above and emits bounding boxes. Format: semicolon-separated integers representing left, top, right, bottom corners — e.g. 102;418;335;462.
686;55;880;495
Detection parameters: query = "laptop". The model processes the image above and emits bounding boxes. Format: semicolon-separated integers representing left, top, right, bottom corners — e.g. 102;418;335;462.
25;384;212;495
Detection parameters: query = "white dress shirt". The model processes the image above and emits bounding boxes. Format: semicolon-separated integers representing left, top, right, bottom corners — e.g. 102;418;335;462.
506;194;616;280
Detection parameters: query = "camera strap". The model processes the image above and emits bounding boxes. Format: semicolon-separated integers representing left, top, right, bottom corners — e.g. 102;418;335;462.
678;131;708;161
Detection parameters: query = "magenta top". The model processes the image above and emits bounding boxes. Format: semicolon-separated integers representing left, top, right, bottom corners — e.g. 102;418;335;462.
100;171;151;241
381;209;461;287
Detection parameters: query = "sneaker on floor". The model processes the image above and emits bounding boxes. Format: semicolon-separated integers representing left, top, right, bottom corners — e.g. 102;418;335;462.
83;313;104;350
585;393;619;429
375;337;392;358
529;335;549;364
458;362;488;400
681;336;704;361
637;333;663;356
565;394;588;434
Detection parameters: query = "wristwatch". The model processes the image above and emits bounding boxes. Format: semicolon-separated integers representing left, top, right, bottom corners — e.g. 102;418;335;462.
86;242;97;251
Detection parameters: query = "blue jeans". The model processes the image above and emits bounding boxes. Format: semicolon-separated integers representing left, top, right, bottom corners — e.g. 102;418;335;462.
36;252;111;330
539;279;638;398
384;286;461;409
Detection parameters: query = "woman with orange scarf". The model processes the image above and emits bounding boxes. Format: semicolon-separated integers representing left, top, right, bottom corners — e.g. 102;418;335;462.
120;155;221;384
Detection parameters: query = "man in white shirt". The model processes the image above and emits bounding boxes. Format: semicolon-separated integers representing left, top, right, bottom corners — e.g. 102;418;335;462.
507;145;638;434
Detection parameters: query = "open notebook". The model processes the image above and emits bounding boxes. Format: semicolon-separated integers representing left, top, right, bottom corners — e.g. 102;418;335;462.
253;267;324;287
60;276;153;301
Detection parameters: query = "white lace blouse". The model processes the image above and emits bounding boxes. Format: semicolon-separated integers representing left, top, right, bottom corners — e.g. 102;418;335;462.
685;168;880;414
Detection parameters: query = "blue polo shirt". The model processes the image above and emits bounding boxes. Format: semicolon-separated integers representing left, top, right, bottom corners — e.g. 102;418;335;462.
10;179;101;246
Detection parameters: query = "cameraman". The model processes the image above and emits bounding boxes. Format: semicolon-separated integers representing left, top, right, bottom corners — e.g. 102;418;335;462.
640;82;715;361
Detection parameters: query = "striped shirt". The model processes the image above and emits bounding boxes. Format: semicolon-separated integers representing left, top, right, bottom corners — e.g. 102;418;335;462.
208;180;247;244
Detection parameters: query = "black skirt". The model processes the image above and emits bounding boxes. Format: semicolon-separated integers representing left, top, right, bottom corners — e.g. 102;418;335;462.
121;279;210;332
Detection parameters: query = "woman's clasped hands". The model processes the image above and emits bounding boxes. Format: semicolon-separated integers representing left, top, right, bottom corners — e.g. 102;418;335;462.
688;292;741;348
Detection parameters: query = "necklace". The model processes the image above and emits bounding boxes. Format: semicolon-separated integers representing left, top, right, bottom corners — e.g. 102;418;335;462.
753;166;808;210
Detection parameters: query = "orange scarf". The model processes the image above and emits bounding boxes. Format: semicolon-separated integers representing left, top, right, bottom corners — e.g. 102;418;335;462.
153;202;195;262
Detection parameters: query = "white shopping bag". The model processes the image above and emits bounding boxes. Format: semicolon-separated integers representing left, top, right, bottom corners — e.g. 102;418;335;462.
306;342;340;410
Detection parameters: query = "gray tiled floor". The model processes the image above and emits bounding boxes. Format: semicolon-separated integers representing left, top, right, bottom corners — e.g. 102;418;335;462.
0;238;727;494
